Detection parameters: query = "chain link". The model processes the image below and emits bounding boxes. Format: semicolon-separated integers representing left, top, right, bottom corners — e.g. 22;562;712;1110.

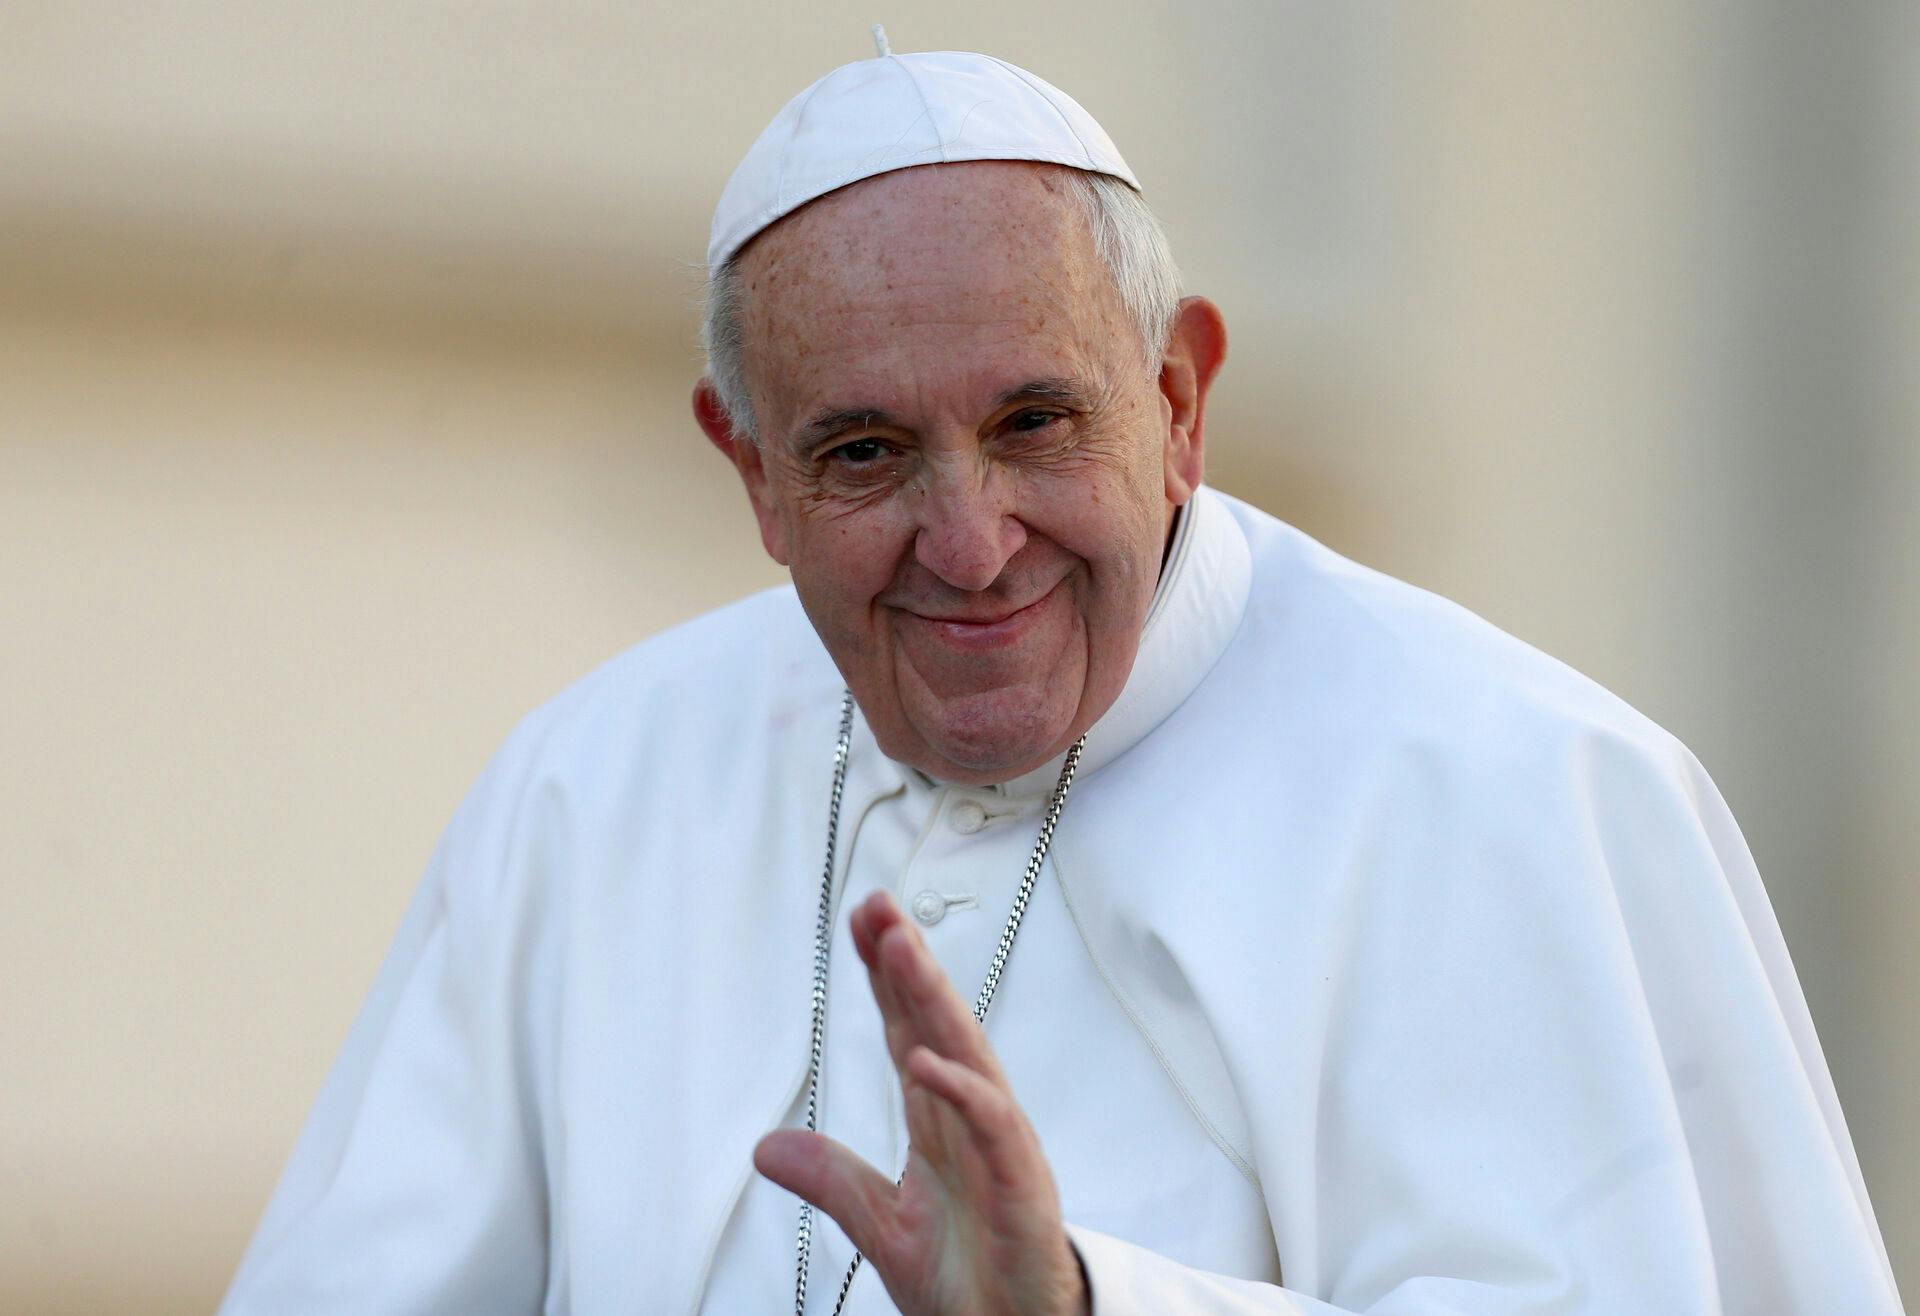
792;692;856;1316
792;691;1087;1316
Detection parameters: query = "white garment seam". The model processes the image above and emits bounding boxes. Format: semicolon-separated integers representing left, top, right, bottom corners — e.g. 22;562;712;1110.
982;55;1098;166
878;784;951;1173
1050;843;1265;1190
681;776;901;1315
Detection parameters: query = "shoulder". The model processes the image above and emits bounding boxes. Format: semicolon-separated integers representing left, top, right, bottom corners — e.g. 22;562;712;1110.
432;584;834;891
1189;491;1708;858
1179;495;1749;963
498;583;828;765
1212;489;1682;761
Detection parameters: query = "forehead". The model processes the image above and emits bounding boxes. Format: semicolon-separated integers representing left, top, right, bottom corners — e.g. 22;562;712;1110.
735;162;1127;417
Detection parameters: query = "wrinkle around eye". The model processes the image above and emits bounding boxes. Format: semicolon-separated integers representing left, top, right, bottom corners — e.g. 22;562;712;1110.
796;478;895;521
991;412;1085;465
816;441;909;492
792;441;909;510
826;436;892;465
1005;408;1068;434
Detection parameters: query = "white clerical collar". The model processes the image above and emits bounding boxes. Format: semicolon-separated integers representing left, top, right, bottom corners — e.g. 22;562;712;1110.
854;485;1253;802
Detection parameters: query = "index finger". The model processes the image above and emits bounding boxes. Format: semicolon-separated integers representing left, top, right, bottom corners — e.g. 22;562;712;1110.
857;891;1009;1086
848;891;921;1074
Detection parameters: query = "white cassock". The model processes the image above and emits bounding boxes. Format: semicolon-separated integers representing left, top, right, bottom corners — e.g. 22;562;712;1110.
221;487;1902;1314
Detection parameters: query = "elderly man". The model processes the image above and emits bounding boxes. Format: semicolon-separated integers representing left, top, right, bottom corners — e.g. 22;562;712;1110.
223;44;1901;1316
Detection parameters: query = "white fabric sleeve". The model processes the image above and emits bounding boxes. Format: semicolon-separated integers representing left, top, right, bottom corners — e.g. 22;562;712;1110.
1071;737;1903;1315
1071;1225;1602;1315
219;768;552;1315
1070;1224;1306;1313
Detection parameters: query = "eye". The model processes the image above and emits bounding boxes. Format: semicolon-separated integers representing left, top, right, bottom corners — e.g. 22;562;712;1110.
1007;409;1064;434
827;437;889;464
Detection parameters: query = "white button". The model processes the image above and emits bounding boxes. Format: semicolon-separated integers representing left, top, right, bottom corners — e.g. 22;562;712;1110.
950;799;988;834
910;890;947;925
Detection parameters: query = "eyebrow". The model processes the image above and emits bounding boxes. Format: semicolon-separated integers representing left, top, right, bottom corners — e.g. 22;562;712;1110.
993;377;1094;411
789;407;897;454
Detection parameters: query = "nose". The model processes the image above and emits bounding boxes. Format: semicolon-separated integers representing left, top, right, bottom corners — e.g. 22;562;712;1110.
913;463;1026;592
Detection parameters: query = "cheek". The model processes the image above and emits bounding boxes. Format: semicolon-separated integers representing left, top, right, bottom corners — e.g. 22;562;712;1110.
762;458;894;586
1053;455;1164;574
1058;489;1165;644
789;509;905;624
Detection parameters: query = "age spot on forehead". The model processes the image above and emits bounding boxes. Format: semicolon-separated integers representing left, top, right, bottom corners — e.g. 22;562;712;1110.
734;160;1135;429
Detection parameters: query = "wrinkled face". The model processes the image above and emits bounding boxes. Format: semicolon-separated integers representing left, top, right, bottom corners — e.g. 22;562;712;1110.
714;163;1193;784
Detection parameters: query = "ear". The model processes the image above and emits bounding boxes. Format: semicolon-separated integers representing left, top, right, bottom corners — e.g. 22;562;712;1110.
1156;296;1228;507
693;379;791;567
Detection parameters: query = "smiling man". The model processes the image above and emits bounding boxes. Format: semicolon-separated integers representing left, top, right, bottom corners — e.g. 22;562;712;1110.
697;159;1216;786
223;43;1902;1316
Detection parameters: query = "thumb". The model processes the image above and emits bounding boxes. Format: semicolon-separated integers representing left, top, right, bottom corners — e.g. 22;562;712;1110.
754;1129;898;1263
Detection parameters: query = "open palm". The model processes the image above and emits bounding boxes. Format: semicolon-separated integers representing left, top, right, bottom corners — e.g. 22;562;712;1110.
755;890;1089;1316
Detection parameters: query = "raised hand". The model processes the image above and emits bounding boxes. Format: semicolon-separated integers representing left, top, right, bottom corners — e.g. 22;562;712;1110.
754;889;1090;1316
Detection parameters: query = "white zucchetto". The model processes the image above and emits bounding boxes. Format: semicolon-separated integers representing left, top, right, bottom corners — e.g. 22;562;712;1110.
707;46;1140;275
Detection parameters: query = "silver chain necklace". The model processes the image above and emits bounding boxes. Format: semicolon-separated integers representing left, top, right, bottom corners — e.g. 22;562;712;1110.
792;690;1087;1316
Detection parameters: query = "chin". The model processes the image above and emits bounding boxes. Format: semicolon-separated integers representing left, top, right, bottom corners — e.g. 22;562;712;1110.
912;689;1078;783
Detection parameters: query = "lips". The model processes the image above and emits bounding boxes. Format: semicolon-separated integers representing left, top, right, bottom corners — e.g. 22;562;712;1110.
899;582;1062;651
916;597;1040;627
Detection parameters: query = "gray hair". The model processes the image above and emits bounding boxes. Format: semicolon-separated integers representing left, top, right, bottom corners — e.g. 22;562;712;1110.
700;169;1182;442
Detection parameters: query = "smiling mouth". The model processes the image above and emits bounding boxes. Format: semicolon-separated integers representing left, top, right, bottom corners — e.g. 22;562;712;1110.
900;583;1061;648
915;599;1038;626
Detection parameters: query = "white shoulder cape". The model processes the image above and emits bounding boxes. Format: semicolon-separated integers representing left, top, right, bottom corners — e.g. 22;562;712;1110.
222;489;1901;1314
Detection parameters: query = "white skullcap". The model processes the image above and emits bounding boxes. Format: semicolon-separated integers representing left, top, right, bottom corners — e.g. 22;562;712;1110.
707;42;1140;276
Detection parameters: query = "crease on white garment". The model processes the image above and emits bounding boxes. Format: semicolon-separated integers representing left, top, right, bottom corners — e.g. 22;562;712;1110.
683;774;905;1315
895;786;953;891
1560;731;1722;1295
881;783;952;1174
1142;499;1196;635
1050;844;1264;1191
1067;491;1252;799
1545;1132;1683;1228
1686;748;1897;1288
686;1059;813;1316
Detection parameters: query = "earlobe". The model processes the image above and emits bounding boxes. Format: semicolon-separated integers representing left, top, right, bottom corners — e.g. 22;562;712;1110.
692;380;792;567
1158;297;1228;505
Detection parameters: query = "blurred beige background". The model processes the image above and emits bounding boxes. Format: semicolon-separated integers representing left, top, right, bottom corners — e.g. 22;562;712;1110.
2;3;1914;1311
